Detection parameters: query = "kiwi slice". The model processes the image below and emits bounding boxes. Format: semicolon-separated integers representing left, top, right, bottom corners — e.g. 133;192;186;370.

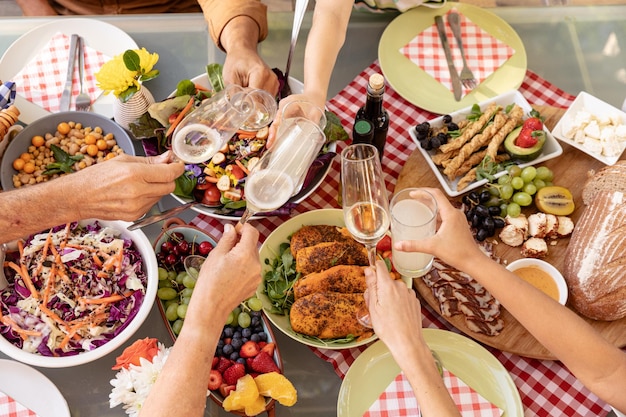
535;186;575;216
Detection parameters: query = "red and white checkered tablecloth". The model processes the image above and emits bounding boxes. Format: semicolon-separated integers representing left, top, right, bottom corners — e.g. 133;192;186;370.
191;60;614;416
0;391;39;417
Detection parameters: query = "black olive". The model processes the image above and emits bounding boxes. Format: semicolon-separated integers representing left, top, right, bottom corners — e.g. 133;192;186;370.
476;228;489;241
493;217;506;229
479;190;492;204
475;204;490;218
488;206;501;216
446;122;460;131
442;114;452;124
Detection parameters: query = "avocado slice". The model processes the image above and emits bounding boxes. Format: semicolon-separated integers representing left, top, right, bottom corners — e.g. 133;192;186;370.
503;126;546;161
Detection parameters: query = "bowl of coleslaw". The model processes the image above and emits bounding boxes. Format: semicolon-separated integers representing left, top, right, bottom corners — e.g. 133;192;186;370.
0;219;158;368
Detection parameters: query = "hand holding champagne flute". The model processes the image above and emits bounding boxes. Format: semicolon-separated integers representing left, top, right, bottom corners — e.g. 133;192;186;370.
341;144;390;327
238;101;327;225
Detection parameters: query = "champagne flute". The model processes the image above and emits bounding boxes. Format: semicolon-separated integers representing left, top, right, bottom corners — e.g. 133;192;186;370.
341;144;390;327
238;101;327;225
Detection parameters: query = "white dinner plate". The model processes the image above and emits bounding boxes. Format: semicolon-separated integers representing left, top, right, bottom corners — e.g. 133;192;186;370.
257;209;411;350
0;18;138;124
0;359;71;417
410;89;563;197
168;74;337;220
337;329;523;417
378;3;527;115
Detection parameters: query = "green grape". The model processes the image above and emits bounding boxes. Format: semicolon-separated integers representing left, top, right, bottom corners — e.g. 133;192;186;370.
158;279;174;289
497;174;511;185
511;176;524;190
186;267;200;280
182;274;197;289
165;303;179;321
164;299;178;309
181;287;194;298
533;178;546;191
158;267;169;281
247;297;263;312
167;270;177;281
488;186;500;196
157;287;178;301
172;319;184;335
544;181;553;187
181;296;191;305
520;166;537;183
177;304;188;319
512;191;533;206
499;203;508;217
231;307;241;326
535;166;554;182
485;196;501;207
225;311;235;325
508;165;522;178
507;202;521;217
500;184;514;200
238;311;251;328
176;271;187;285
523;183;537;196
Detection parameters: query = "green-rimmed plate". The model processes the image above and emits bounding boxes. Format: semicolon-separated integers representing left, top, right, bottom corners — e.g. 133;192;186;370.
257;208;410;350
337;328;523;416
378;3;527;115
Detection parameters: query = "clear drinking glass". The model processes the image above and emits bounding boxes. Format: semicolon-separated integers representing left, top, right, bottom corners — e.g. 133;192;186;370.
390;188;438;278
171;85;277;164
341;143;390;327
238;101;327;225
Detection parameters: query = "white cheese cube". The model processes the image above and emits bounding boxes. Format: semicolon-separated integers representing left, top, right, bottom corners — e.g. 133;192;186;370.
583;120;601;139
583;136;603;154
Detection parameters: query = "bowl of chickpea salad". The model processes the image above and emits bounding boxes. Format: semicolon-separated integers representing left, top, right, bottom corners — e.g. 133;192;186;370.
0;111;135;191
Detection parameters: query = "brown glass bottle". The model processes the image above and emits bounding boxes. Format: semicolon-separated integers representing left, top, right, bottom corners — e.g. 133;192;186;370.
354;73;389;160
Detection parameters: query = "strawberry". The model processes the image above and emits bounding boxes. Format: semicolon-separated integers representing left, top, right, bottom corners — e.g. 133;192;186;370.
515;129;538;148
250;351;280;374
258;341;267;349
208;369;223;390
211;356;219;369
522;117;543;132
216;357;232;374
239;341;260;358
223;363;246;385
376;235;392;252
260;342;276;357
219;383;236;398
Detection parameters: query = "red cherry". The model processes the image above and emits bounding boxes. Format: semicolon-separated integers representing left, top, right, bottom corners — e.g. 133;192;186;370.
199;241;214;256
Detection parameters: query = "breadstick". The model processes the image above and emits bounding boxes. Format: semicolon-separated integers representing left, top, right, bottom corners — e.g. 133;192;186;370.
454;149;488;178
432;149;458;166
485;105;524;162
439;103;500;154
457;168;477;191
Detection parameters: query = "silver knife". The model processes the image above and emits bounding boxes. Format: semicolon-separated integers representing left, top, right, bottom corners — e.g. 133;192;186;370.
435;16;462;102
59;34;79;111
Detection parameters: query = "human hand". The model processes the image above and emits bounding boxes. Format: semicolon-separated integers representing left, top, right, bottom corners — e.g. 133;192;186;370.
364;261;424;351
64;151;184;221
194;223;261;315
223;48;279;96
394;188;485;272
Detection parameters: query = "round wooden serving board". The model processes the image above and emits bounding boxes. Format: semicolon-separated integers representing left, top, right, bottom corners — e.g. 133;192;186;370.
396;105;626;360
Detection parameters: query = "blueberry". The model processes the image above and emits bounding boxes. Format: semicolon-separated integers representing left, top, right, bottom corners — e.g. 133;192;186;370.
231;338;243;350
229;351;240;361
258;332;267;341
222;344;234;355
236;358;246;365
242;328;252;338
222;327;234;338
251;334;260;342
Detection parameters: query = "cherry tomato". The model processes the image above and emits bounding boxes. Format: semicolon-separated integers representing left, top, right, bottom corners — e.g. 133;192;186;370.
201;183;221;205
376;235;392;252
229;165;246;180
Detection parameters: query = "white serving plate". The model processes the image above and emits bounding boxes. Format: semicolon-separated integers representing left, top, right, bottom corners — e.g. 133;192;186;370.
551;91;626;166
410;89;563;197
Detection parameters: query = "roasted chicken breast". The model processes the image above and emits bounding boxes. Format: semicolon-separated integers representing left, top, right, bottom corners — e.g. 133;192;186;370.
293;265;366;299
290;224;354;258
295;241;368;276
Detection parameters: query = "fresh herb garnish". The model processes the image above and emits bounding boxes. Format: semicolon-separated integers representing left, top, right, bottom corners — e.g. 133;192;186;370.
206;63;225;93
263;241;299;315
43;144;84;175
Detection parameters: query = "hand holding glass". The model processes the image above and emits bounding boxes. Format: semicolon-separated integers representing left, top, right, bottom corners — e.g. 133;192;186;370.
390;188;438;278
171;84;277;164
238;101;327;225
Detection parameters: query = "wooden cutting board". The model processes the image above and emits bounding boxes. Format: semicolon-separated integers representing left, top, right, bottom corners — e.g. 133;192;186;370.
396;105;626;360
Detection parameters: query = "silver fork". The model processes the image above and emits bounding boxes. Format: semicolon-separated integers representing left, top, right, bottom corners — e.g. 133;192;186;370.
447;12;477;90
279;0;309;99
75;36;91;111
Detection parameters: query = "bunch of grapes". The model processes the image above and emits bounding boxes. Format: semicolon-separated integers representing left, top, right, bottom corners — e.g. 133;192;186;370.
483;165;555;218
414;115;460;151
462;190;506;241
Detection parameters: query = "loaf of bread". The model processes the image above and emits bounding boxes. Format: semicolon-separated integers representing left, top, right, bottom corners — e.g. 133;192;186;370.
581;160;626;205
564;190;626;320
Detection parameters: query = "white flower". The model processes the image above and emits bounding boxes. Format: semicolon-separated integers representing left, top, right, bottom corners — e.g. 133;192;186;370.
109;342;172;416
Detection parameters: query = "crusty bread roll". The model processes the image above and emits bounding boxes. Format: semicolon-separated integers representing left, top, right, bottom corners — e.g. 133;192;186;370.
564;190;626;320
581;161;626;205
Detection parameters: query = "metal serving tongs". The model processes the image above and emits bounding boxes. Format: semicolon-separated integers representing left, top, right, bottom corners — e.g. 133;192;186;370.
278;0;310;99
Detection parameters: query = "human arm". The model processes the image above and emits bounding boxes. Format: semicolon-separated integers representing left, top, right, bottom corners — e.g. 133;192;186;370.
198;0;278;94
364;261;460;416
139;223;261;417
0;152;184;244
15;0;57;15
396;188;626;412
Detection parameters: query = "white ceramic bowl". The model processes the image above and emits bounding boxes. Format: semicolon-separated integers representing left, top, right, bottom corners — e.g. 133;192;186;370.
0;111;136;191
506;258;568;305
0;219;158;368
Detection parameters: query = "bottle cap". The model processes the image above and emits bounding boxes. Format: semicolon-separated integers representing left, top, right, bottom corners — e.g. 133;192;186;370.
369;73;385;90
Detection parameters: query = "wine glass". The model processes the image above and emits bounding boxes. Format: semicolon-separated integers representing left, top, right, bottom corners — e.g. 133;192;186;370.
340;143;390;327
390;188;438;278
238;100;327;225
171;84;277;164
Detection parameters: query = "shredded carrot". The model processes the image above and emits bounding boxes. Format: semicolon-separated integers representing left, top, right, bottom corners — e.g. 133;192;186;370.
42;264;57;305
7;261;39;299
17;240;24;258
166;96;195;137
33;230;54;278
59;223;71;249
205;176;219;183
40;305;66;327
96;271;110;279
1;316;42;340
92;253;103;268
235;159;250;175
70;266;88;276
236;130;257;139
79;291;134;305
194;83;210;92
64;243;96;253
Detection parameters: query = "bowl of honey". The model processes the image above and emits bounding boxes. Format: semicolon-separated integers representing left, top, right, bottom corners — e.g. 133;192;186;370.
506;258;568;305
